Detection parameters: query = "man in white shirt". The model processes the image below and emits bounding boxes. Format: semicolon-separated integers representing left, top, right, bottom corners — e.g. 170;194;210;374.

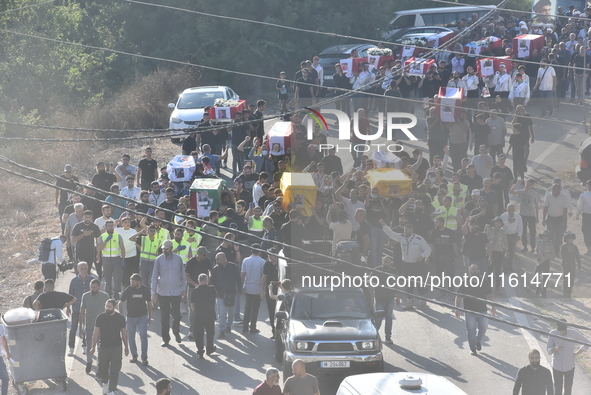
509;73;530;108
471;145;494;180
351;62;373;111
120;175;142;202
534;58;556;117
462;66;480;100
312;56;324;87
543;184;570;255
334;181;364;232
94;205;115;232
380;219;431;310
447;71;467;90
545;178;573;216
115;153;137;190
501;203;523;272
451;54;465;74
41;235;65;281
575;179;591;255
326;204;352;252
492;63;511;115
252;172;269;205
148;181;166;206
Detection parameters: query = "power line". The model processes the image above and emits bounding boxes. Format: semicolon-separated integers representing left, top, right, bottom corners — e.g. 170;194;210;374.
1;162;590;346
3;153;591;334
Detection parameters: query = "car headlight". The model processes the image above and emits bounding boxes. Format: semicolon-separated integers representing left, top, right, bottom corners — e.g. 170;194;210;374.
296;341;309;350
171;117;183;124
361;341;374;350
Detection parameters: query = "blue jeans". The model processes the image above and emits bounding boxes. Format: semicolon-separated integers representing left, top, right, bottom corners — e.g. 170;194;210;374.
375;297;395;339
465;312;488;350
216;298;235;332
370;225;388;268
127;315;148;361
0;354;8;395
540;90;554;114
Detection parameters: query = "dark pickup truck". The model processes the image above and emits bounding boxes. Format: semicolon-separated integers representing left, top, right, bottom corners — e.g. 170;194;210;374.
275;287;384;379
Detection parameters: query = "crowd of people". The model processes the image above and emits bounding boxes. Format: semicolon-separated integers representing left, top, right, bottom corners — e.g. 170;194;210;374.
2;7;591;395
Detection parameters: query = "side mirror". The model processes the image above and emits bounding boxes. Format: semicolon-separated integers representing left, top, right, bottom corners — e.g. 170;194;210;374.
373;310;385;321
275;311;289;321
168;103;175;109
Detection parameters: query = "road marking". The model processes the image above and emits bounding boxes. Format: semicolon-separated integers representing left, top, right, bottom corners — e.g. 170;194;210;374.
528;125;581;173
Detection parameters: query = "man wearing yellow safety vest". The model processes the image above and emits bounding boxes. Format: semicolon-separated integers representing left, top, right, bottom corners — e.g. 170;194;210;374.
172;228;193;265
432;196;462;231
246;206;265;240
447;181;467;211
96;220;126;299
183;219;202;253
130;225;161;292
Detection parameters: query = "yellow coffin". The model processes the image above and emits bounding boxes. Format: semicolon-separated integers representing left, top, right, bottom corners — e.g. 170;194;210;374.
280;172;317;216
366;168;413;198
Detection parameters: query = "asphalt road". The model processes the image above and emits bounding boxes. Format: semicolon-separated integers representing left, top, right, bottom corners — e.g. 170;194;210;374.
17;99;591;394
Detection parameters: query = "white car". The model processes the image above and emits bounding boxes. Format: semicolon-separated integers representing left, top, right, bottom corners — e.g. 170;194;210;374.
337;372;468;395
168;86;239;141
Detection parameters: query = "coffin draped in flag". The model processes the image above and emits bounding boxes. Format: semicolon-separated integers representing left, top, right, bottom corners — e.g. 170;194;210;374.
464;36;502;56
339;57;366;78
426;31;456;48
167;155;196;182
267;121;295;157
437;87;464;123
404;57;435;76
513;34;544;59
476;56;513;77
208;99;246;122
366;47;395;72
399;38;427;62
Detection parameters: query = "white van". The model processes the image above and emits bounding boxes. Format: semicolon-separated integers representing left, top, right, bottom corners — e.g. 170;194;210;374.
389;5;495;32
336;372;468;395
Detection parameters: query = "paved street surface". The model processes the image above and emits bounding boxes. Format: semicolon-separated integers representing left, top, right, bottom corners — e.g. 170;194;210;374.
20;100;591;394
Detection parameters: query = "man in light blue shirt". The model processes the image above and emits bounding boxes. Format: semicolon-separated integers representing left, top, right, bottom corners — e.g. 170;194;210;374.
151;240;186;347
241;245;266;334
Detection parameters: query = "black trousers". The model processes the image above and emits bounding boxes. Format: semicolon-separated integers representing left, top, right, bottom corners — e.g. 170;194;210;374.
266;293;277;333
158;295;181;343
243;293;262;331
194;318;215;355
122;255;139;288
582;213;591;248
553;367;575;395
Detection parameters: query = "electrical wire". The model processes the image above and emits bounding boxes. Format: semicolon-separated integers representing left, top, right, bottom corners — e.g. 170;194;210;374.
3;154;591;334
1;162;590;346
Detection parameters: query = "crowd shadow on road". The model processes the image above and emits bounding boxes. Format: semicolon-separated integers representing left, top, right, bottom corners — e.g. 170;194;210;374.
388;343;467;383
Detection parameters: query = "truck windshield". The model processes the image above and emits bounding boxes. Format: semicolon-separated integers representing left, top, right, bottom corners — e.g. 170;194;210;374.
292;292;370;319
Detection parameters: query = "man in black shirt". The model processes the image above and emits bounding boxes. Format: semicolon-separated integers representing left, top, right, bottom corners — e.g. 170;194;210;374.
191;273;217;358
429;217;457;297
355;208;371;262
89;299;128;395
253;100;266;141
186;246;212;338
262;249;280;336
81;184;106;220
372;256;399;344
119;274;151;365
71;210;101;274
279;210;305;259
158;188;179;222
91;162;120;193
210;252;242;337
513;349;554;394
460;165;483;195
230;111;248;175
455;264;496;355
137;147;158;191
33;279;76;312
215;233;241;265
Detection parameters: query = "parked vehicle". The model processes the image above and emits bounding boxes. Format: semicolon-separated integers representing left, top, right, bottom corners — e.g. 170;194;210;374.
385;6;494;37
317;44;373;88
275;287;384;380
168;86;239;142
576;135;591;184
387;26;454;44
337;372;468;395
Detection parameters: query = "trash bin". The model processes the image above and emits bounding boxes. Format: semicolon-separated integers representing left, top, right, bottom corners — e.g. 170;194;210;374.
2;308;68;394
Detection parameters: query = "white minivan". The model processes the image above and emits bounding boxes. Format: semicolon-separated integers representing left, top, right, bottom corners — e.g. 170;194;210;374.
388;5;495;33
337;372;468;395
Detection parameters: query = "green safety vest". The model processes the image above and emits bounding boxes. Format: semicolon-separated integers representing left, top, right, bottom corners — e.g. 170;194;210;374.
172;239;190;264
447;193;466;209
157;228;170;244
100;233;121;257
249;217;264;232
140;236;160;261
183;229;201;253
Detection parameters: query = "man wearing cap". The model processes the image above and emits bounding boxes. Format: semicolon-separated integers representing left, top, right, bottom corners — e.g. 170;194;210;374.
151;240;186;347
185;246;211;338
71;210;102;275
56;164;79;233
547;320;590;395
